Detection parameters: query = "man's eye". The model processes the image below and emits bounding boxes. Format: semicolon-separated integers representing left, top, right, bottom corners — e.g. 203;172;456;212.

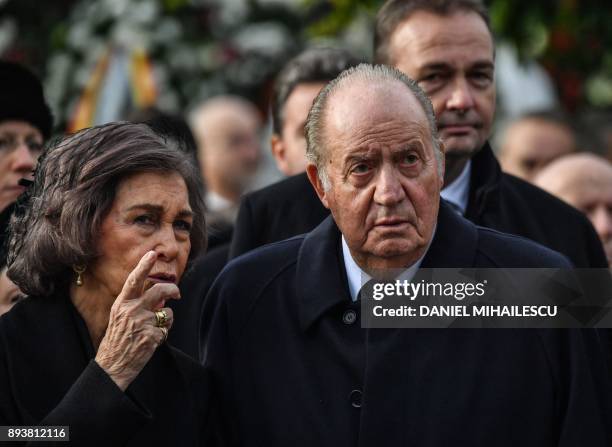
174;220;192;232
422;73;442;82
470;72;492;88
352;163;371;174
419;73;446;89
402;153;419;165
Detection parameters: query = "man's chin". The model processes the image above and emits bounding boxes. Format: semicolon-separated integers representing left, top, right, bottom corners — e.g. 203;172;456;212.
368;240;426;266
440;134;483;157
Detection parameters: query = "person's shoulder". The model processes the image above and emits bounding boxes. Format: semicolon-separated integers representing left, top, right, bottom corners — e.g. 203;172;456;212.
475;226;572;268
501;173;592;225
0;295;47;332
243;173;311;206
222;235;304;281
212;235;305;302
204;236;305;330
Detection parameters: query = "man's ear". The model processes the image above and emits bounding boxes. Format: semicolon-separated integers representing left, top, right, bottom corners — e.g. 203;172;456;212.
270;134;290;175
306;163;330;209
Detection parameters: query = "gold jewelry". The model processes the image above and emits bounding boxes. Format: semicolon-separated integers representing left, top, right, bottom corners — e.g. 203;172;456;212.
73;265;86;286
160;326;168;342
154;309;168;327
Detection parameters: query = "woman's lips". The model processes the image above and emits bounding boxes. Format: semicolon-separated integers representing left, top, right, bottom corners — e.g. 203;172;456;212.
147;274;177;284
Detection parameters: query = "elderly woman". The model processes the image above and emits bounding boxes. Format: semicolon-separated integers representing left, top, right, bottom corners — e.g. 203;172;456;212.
0;122;210;445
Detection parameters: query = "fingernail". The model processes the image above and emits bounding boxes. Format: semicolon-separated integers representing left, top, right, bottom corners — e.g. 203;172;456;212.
147;251;157;260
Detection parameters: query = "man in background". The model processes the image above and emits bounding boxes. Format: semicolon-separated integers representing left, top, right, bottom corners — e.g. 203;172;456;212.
499;110;576;182
229;48;361;258
190;95;261;235
535;153;612;267
373;0;606;268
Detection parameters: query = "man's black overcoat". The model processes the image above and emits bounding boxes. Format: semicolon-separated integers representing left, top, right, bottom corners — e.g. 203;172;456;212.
202;202;611;447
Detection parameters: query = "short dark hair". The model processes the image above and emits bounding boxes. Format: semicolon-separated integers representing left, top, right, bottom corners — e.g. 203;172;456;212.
374;0;491;65
7;122;206;297
271;47;363;135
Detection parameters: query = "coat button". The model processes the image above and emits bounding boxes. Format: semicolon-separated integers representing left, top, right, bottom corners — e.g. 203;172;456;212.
350;389;362;408
342;309;357;325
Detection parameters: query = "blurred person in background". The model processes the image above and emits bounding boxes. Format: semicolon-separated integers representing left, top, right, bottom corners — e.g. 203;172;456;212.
189;95;261;242
0;61;53;314
0;123;211;445
499;110;576;182
129;107;200;162
270;48;363;176
229;48;362;258
535;153;612;266
374;0;607;268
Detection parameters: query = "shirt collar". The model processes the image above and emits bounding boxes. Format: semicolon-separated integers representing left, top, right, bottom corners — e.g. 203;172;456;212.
441;160;471;214
341;228;434;302
205;191;234;212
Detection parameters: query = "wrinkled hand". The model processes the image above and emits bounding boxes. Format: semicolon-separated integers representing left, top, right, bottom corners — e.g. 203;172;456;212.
95;251;180;391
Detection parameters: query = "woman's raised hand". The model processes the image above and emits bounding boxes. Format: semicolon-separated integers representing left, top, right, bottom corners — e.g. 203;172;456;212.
95;251;180;391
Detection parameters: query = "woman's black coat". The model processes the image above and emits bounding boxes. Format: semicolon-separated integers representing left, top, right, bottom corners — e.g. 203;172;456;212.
0;294;211;446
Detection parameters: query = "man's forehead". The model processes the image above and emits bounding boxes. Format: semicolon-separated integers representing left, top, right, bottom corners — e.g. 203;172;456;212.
324;85;433;158
327;79;428;130
389;10;494;68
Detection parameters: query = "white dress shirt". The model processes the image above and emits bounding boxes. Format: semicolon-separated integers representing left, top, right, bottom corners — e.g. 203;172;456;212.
341;230;434;302
440;160;471;215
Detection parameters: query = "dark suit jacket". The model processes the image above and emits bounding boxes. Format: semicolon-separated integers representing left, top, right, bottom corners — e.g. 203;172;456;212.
228;145;607;269
0;294;211;446
170;244;229;359
467;143;607;268
202;202;611;446
228;172;329;259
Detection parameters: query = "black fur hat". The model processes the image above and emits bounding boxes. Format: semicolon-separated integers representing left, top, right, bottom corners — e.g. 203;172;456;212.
0;61;53;138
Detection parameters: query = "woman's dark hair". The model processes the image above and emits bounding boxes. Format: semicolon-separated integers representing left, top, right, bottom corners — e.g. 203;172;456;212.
7;122;206;297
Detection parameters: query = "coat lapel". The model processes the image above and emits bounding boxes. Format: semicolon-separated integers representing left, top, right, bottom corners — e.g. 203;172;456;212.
422;200;479;268
296;216;351;331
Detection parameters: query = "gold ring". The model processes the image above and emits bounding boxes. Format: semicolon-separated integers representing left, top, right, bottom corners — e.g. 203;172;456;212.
154;309;168;327
160;326;168;342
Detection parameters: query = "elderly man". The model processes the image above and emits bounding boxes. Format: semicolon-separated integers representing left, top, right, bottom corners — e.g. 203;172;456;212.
374;0;606;268
202;65;610;446
499;110;576;182
535;153;612;266
229;48;361;258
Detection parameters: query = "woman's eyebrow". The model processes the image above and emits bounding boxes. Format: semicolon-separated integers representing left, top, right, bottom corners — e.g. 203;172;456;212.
126;204;193;218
